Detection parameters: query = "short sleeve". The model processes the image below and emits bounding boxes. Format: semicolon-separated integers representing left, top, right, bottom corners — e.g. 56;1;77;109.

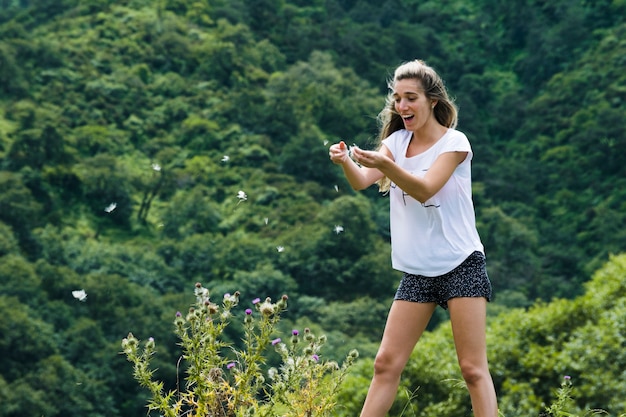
440;130;472;155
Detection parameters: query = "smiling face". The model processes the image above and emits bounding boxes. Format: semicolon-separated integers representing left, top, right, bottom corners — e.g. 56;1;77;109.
392;78;435;132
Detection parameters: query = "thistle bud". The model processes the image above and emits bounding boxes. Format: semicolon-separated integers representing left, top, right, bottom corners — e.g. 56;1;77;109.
207;302;219;315
259;300;275;316
277;294;288;310
125;332;138;347
121;332;139;355
244;309;253;324
194;285;209;304
145;337;155;350
326;361;340;371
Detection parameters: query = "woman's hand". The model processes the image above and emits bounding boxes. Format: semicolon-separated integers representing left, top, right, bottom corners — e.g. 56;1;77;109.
350;145;389;169
329;142;390;190
329;141;350;164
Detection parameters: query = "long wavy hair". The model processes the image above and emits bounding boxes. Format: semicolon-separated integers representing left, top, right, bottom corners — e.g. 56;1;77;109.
376;60;458;192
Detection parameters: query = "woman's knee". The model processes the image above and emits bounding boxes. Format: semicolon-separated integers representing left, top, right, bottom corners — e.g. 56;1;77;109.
373;349;405;377
458;359;488;386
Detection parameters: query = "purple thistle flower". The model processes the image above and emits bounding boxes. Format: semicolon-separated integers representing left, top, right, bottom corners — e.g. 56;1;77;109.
312;354;319;362
227;362;236;369
252;298;261;304
292;329;299;336
271;338;281;346
175;311;182;317
245;308;253;315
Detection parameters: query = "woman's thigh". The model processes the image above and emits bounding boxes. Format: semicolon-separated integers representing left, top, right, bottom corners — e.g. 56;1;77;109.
448;297;488;366
377;300;437;369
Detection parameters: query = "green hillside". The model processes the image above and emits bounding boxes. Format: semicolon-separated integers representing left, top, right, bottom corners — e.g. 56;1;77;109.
0;0;625;415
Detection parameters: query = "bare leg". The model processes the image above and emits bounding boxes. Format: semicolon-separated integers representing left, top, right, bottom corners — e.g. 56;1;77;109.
448;297;498;417
359;300;437;417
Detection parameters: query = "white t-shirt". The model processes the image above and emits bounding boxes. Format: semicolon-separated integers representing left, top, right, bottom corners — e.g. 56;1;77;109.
382;128;484;276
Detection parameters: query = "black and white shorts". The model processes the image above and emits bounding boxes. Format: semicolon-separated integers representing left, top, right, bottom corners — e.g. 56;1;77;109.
394;251;492;310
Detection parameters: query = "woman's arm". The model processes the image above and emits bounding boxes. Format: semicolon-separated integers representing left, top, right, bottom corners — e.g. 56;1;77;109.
350;146;467;203
329;141;386;190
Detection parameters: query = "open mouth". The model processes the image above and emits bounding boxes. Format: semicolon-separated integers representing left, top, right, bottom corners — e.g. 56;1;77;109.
402;115;415;122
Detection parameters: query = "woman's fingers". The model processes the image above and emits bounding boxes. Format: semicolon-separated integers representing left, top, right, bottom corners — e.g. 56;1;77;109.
329;142;349;164
353;148;380;168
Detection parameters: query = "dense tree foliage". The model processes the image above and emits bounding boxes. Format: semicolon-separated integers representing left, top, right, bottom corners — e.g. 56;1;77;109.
0;0;624;415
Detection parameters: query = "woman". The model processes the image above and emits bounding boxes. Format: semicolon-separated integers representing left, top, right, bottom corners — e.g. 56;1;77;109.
329;60;498;417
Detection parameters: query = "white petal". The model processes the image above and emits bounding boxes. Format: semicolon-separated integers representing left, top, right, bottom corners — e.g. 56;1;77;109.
72;290;87;302
104;202;117;213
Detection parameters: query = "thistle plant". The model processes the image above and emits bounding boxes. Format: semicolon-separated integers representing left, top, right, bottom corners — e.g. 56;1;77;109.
121;282;358;417
266;327;358;417
543;376;577;417
541;376;617;417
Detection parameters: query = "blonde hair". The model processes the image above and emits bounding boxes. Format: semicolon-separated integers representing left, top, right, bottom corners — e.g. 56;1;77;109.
376;60;458;192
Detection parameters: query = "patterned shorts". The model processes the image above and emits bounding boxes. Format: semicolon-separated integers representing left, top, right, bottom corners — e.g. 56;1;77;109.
394;251;492;310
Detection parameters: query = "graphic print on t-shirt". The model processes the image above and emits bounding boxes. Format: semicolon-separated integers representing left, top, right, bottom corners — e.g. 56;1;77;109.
390;169;441;208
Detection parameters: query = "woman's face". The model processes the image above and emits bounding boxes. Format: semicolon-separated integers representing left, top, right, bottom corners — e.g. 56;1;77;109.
393;78;434;132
